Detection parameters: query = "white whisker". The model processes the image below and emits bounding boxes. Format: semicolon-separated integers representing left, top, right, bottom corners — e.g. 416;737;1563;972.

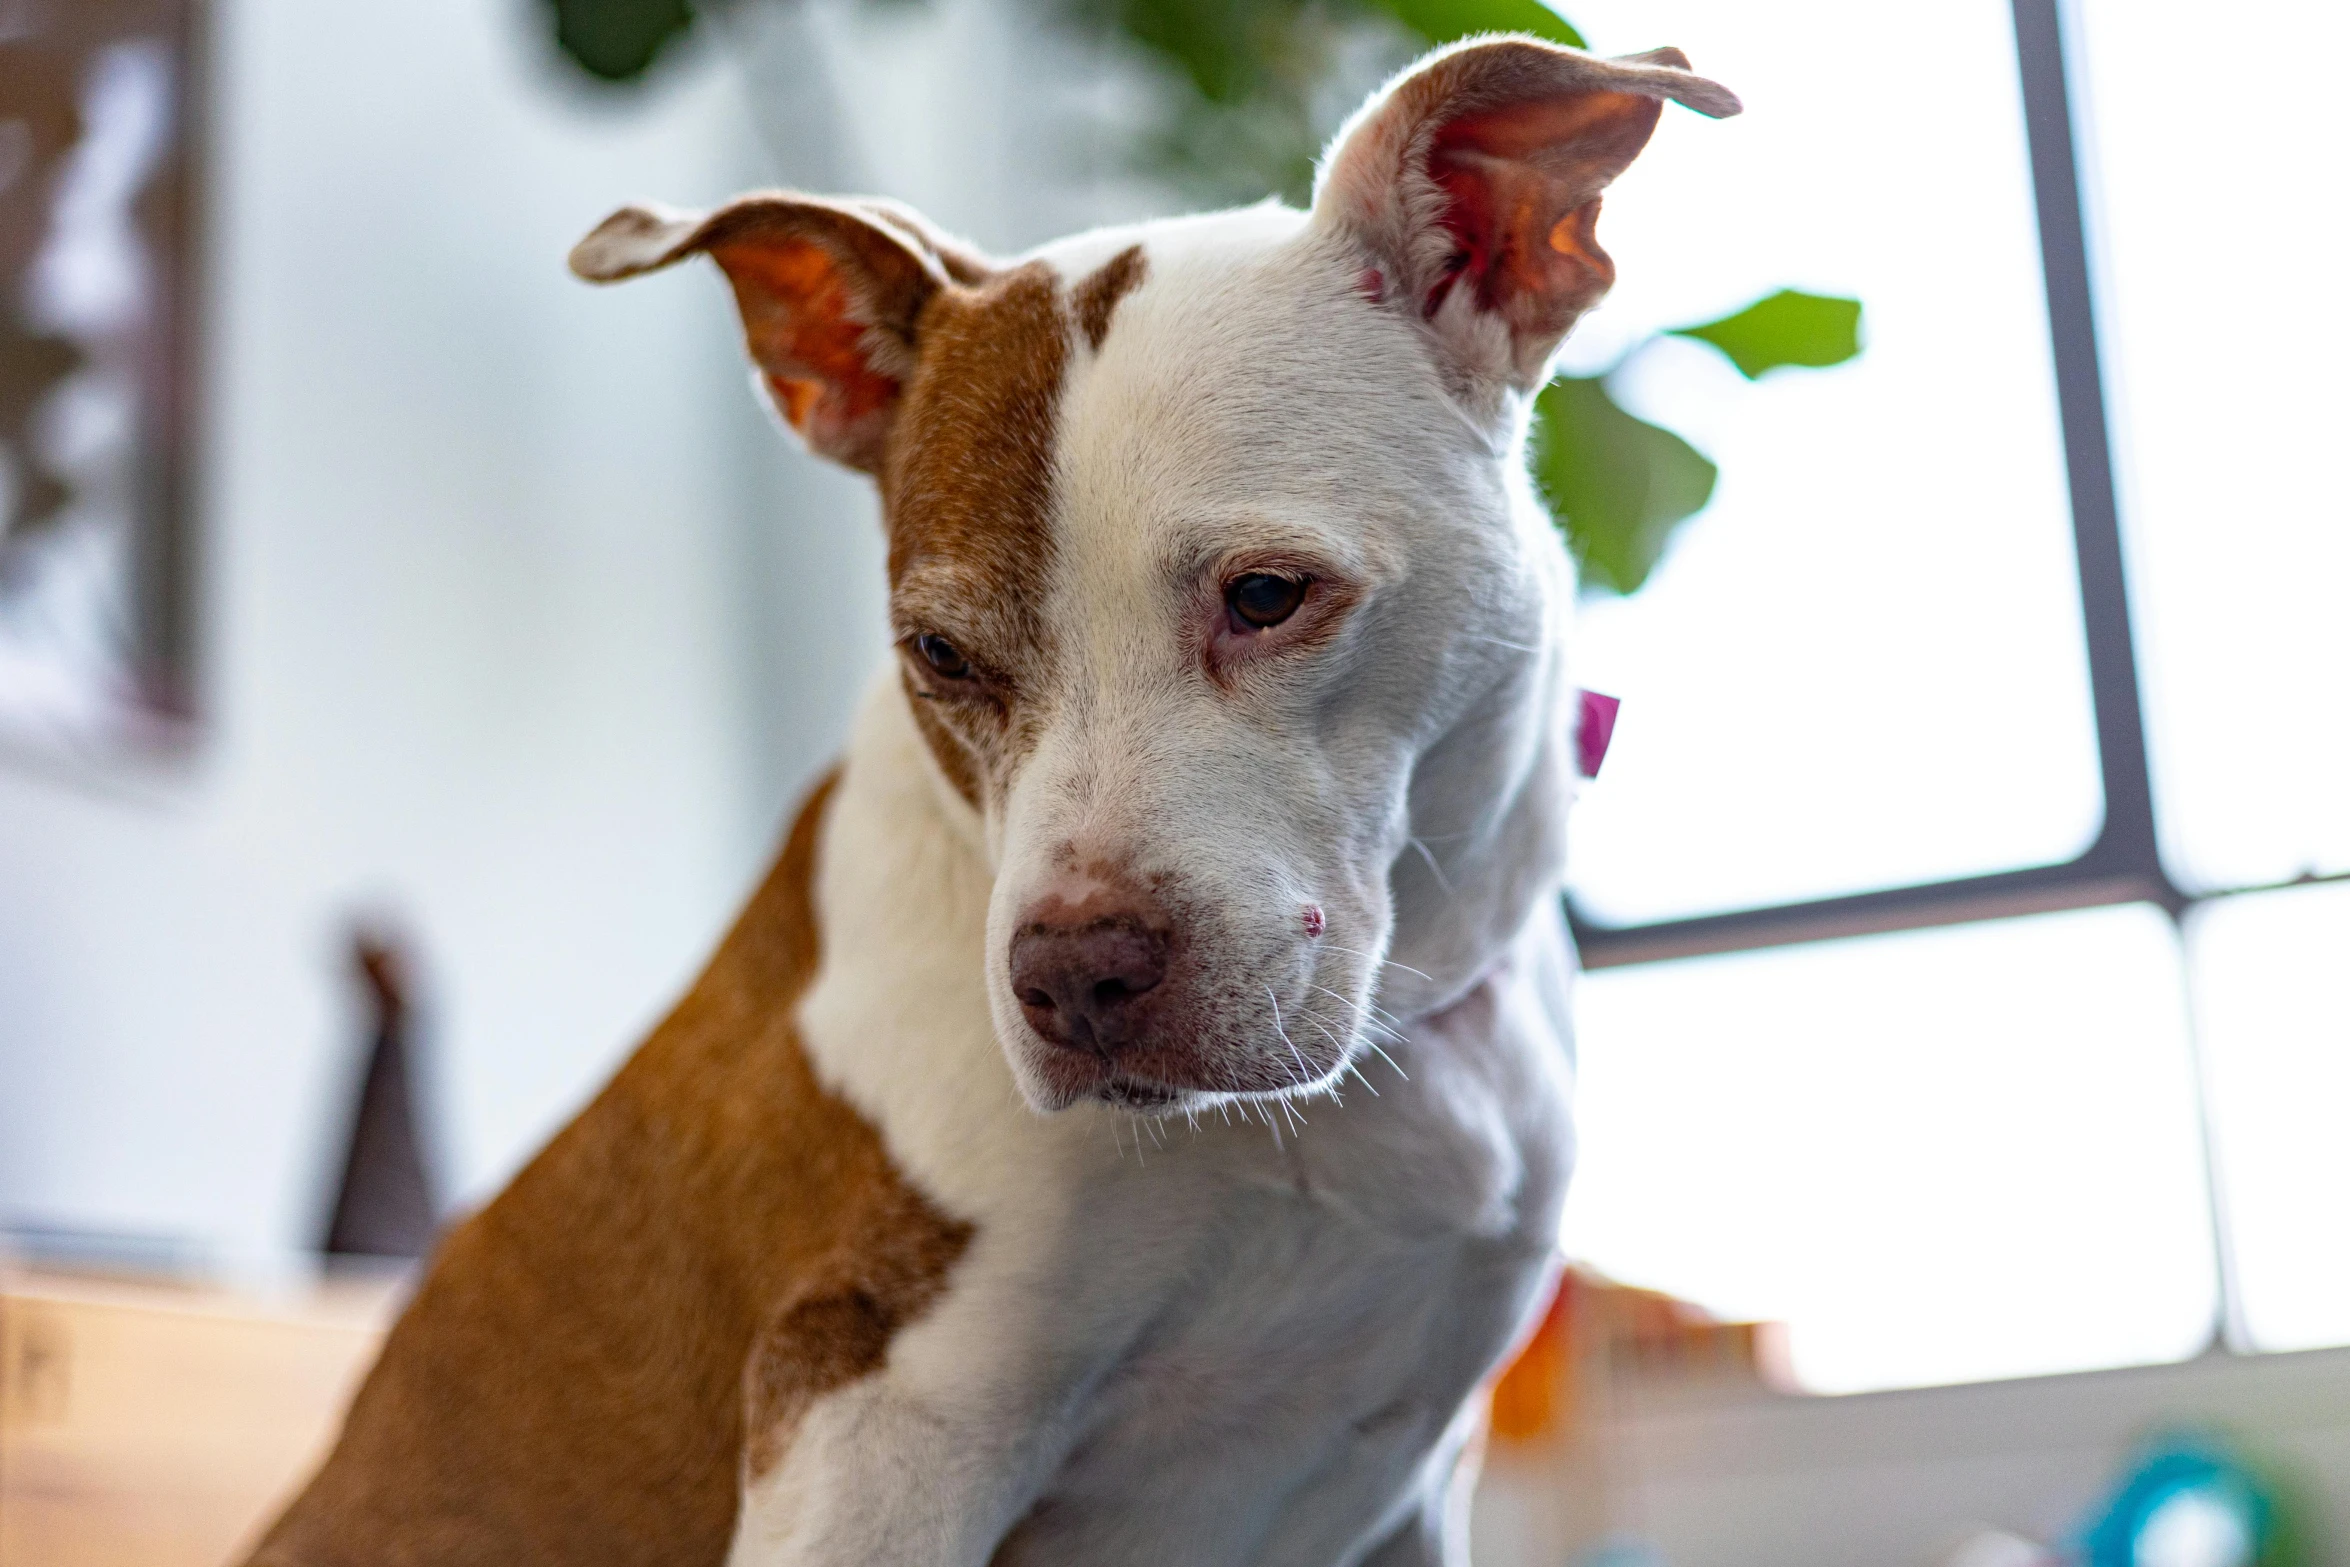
1308;983;1408;1043
1408;837;1455;897
1268;984;1322;1096
1319;943;1437;985
1307;1016;1377;1095
1360;1036;1409;1083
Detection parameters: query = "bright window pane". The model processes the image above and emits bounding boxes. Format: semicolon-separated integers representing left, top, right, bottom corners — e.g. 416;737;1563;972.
1562;906;2217;1393
2073;0;2350;891
1558;0;2103;925
2190;883;2350;1354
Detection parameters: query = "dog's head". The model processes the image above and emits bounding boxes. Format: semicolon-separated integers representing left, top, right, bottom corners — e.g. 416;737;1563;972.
575;38;1736;1115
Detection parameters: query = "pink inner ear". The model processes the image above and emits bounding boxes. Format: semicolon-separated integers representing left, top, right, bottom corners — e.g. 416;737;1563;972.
711;236;903;458
1422;89;1660;339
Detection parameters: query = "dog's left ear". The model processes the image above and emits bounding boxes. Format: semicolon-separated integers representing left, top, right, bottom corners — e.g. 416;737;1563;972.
1314;37;1739;396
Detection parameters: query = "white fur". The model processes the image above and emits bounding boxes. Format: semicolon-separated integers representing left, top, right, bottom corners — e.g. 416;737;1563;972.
730;193;1584;1563
735;679;1575;1566
965;205;1579;1113
695;32;1748;1557
540;33;1741;1563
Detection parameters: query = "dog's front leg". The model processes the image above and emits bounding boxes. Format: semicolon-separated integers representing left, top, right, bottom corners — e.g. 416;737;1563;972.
722;1251;1102;1567
725;1373;1047;1566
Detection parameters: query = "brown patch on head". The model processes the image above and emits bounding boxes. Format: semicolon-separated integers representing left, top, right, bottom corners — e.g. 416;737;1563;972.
881;262;1072;812
885;263;1067;591
576;195;1078;819
1072;243;1147;353
240;776;974;1567
902;666;986;810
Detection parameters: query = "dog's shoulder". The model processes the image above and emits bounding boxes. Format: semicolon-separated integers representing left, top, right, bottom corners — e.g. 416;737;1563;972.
242;771;974;1567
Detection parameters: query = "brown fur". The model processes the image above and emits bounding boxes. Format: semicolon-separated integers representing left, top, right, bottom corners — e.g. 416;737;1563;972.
903;666;989;810
882;262;1072;813
1071;244;1146;353
243;776;973;1567
577;205;1084;817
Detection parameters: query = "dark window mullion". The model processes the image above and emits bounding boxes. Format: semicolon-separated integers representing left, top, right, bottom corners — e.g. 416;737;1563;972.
2009;0;2169;894
1570;0;2179;970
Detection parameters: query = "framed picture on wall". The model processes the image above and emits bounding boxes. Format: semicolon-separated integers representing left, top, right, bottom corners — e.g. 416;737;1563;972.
0;0;203;762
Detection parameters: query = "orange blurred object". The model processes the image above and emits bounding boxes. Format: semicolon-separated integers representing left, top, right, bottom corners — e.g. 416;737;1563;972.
1487;1264;1788;1445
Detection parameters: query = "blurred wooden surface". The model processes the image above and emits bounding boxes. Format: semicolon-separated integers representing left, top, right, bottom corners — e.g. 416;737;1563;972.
0;1270;392;1567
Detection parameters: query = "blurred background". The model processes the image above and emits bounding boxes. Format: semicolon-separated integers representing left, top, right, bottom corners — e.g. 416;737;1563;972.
0;0;2343;1563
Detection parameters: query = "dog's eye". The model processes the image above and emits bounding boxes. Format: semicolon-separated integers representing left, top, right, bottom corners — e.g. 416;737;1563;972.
1227;574;1307;630
915;633;973;680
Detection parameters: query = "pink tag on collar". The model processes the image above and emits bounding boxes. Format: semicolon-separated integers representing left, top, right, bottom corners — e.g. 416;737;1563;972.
1575;689;1620;779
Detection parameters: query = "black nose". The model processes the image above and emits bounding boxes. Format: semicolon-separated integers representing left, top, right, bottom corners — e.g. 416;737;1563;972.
1010;918;1169;1056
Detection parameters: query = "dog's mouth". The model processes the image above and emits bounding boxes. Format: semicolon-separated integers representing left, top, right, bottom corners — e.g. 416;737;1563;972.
1097;1077;1182;1113
1034;1031;1354;1118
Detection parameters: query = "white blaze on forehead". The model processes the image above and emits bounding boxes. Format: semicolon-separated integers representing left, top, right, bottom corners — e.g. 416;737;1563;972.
990;202;1568;866
968;193;1580;1110
1036;204;1494;671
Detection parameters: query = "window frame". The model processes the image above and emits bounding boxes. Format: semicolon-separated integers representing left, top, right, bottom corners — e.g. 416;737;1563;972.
1563;0;2350;1357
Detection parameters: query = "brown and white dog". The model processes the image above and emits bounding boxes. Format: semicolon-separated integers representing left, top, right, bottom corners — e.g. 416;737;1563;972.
244;36;1736;1567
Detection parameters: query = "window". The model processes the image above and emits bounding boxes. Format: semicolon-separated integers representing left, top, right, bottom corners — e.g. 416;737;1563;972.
1561;906;2213;1394
2071;0;2350;892
1559;0;2101;927
2188;884;2350;1356
1553;0;2346;1392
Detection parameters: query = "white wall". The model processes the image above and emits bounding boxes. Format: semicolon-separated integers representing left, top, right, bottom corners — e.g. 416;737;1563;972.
0;0;895;1260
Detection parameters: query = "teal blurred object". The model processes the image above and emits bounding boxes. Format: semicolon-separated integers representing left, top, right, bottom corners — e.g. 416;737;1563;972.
1575;1541;1669;1567
2076;1433;2309;1567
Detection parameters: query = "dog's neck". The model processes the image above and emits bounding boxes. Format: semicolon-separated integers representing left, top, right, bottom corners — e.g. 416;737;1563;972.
1382;620;1577;1018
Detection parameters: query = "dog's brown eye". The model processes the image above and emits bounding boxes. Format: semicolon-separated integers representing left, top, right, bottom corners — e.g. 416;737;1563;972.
1227;574;1307;630
916;633;972;679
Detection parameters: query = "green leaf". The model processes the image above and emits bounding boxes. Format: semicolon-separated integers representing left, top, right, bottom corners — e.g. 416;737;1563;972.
1668;288;1862;380
1060;0;1311;105
1364;0;1585;49
1533;375;1717;596
547;0;697;83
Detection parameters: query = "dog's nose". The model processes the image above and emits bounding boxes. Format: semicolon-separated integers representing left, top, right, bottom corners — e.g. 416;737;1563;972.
1010;917;1168;1056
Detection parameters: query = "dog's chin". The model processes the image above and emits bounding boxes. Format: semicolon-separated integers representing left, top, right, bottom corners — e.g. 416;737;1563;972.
1006;1033;1352;1119
1008;1046;1195;1118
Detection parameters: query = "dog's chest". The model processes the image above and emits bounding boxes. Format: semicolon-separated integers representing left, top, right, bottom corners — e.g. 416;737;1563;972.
991;968;1575;1564
788;729;1580;1562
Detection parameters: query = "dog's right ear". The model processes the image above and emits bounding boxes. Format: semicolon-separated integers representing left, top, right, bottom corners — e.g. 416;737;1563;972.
1313;38;1739;402
570;194;985;475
